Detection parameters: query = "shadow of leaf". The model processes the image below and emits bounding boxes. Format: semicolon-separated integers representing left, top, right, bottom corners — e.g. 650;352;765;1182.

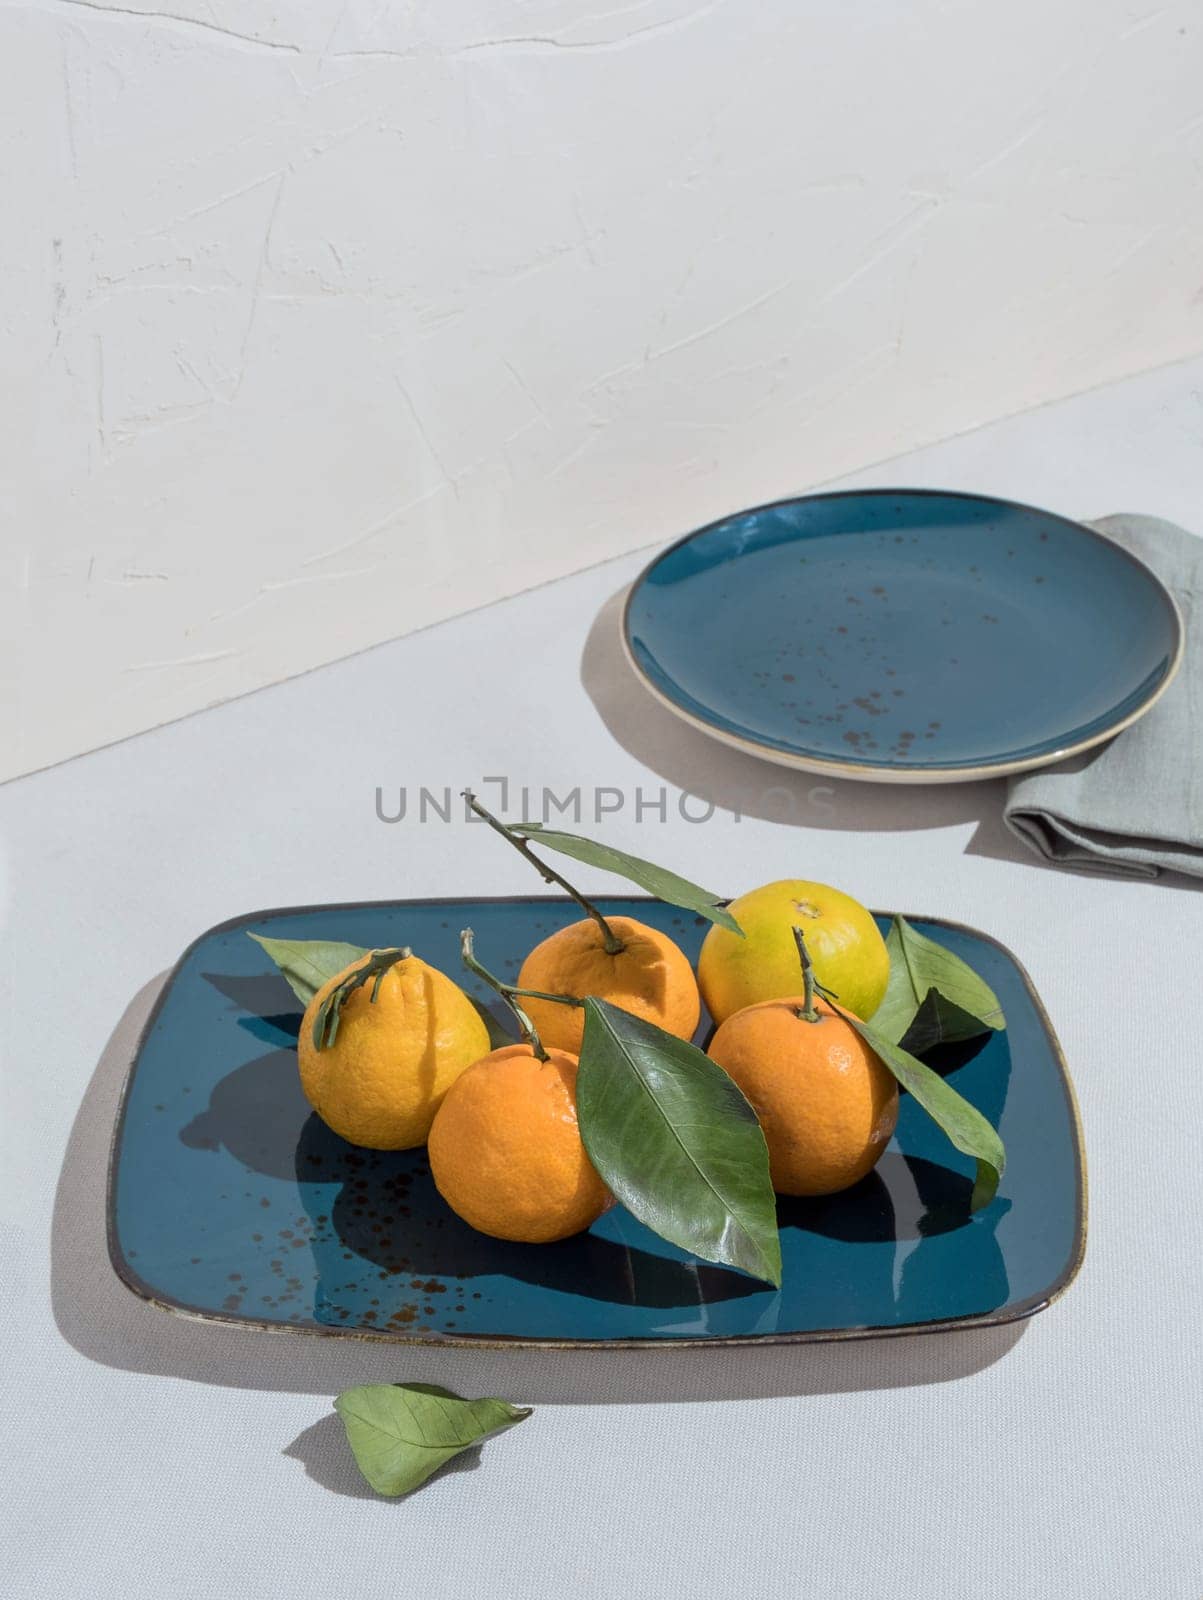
779;1153;1011;1245
283;1410;483;1500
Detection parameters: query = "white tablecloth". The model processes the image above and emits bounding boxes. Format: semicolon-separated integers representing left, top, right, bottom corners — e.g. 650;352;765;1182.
5;357;1203;1599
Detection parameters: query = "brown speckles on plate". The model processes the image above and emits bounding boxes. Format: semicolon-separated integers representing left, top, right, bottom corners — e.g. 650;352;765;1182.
852;695;886;717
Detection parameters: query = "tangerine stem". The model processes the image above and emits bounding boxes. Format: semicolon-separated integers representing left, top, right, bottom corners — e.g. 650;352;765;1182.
460;928;550;1061
463;790;625;955
792;926;822;1023
313;945;411;1051
506;983;583;1009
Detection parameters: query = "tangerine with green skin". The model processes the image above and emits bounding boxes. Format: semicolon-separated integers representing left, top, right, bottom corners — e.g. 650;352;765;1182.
697;878;889;1025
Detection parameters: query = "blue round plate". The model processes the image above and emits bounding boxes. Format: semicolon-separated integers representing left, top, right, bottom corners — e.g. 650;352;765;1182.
623;489;1183;783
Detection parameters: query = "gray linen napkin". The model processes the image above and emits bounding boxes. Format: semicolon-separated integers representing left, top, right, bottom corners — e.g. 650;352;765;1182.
1003;513;1201;879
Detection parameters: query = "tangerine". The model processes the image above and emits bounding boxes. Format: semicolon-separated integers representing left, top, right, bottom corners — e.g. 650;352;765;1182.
517;915;699;1054
427;1043;611;1242
297;952;489;1150
698;878;889;1025
707;994;898;1195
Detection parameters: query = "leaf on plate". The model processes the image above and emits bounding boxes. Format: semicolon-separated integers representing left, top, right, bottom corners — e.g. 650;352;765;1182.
576;998;781;1286
839;1008;1006;1211
247;933;368;1007
870;916;1005;1052
512;824;743;935
334;1383;531;1499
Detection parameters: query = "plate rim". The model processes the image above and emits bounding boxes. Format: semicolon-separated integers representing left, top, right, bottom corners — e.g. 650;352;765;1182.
107;894;1088;1349
621;486;1185;785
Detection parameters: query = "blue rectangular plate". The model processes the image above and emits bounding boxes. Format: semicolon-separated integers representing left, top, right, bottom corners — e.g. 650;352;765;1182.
108;897;1086;1347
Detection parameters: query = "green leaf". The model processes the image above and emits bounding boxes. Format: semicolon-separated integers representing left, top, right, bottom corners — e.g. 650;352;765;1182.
576;998;781;1286
334;1383;531;1499
839;1009;1006;1211
897;989;1002;1058
247;932;367;1007
871;916;1005;1051
512;824;743;935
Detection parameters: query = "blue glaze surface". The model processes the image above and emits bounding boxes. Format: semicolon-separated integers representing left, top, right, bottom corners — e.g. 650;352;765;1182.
624;489;1180;775
110;897;1084;1344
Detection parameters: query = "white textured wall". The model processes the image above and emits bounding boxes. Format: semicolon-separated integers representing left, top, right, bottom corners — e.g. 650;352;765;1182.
4;0;1203;782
